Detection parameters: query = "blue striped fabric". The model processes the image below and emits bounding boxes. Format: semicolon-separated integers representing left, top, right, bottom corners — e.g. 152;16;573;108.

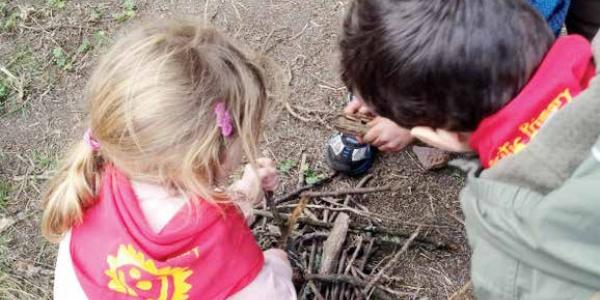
528;0;571;35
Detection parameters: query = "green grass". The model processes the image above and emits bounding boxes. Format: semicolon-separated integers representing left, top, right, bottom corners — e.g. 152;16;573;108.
278;159;296;174
77;39;91;55
0;180;10;211
113;0;136;23
51;47;72;71
304;167;327;185
47;0;66;10
32;150;57;171
0;48;39;116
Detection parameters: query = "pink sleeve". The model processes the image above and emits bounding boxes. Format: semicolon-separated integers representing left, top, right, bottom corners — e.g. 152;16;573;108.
228;250;297;300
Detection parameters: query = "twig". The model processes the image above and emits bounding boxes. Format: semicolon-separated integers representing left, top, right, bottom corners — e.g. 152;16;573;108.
254;210;450;249
314;201;453;229
344;236;363;275
301;184;396;198
363;226;423;295
274;172;338;205
358;238;374;272
330;174;373;222
298;153;307;188
285;101;312;122
264;191;286;239
280;196;309;249
308;281;325;300
305;274;395;300
449;280;472;300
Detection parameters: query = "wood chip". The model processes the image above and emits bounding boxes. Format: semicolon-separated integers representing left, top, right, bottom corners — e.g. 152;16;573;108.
333;113;374;137
319;213;350;274
0;216;15;234
412;146;450;170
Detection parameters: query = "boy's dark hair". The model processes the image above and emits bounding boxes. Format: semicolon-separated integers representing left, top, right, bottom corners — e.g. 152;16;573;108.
340;0;554;131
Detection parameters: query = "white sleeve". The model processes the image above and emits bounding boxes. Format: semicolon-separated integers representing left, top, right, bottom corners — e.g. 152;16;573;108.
227;251;297;300
53;231;88;300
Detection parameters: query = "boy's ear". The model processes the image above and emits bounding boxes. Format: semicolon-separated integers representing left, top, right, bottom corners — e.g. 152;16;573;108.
410;126;473;153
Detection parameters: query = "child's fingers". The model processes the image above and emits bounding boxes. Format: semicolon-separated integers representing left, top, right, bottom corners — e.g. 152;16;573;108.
362;126;381;144
343;98;362;114
264;249;290;263
256;157;275;168
358;105;373;115
258;166;279;191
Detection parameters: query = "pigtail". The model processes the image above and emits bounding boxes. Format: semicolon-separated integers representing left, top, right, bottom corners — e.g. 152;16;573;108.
41;141;101;242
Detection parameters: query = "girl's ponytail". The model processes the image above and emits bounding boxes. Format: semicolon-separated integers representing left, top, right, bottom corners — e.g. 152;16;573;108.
41;141;101;242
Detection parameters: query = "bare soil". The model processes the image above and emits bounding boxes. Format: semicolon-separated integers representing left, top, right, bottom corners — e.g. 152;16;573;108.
0;1;471;299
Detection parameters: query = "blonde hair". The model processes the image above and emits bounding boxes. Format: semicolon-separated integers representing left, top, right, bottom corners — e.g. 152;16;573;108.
42;19;270;241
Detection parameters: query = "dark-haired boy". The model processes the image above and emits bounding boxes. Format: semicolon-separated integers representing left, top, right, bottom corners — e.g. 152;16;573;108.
339;0;600;298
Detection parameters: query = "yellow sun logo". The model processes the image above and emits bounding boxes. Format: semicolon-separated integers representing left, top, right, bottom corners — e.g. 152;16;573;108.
105;244;193;300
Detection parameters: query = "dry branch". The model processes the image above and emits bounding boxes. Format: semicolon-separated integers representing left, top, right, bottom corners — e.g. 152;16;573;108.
253;210;450;249
274;172;338;205
305;274;395;300
319;213;350;274
300;184;397;198
364;226;422;295
333;113;374;137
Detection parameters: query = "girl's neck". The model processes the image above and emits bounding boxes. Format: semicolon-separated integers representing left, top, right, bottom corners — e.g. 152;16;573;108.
131;180;187;233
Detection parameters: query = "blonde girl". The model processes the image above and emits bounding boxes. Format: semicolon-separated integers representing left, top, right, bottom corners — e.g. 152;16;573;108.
42;19;296;300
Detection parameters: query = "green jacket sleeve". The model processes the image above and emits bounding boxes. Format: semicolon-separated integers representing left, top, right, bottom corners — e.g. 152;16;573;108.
462;143;600;294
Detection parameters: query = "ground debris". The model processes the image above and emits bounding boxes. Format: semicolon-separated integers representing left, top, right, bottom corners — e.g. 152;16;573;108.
413;146;451;170
253;173;455;300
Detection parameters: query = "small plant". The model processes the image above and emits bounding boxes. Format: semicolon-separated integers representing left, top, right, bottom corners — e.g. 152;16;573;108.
47;0;66;10
0;80;8;105
278;159;296;174
2;9;21;32
93;30;108;45
0;181;10;210
89;7;103;22
32;150;57;171
304;168;327;185
51;47;72;71
113;0;136;23
77;39;91;55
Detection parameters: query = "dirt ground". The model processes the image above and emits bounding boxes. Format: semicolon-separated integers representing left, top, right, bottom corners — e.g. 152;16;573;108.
0;1;471;299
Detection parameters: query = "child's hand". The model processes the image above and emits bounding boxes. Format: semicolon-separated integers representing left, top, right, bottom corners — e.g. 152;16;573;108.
343;96;413;152
255;158;279;192
362;117;414;152
231;158;279;205
344;96;375;115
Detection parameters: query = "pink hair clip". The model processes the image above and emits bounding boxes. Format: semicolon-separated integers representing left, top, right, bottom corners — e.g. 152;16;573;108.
214;101;234;137
83;129;101;151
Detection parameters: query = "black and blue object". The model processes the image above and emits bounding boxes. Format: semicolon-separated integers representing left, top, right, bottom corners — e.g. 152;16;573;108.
325;93;376;176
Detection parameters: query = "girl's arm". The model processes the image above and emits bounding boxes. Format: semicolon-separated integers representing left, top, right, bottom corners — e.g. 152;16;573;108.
228;249;297;300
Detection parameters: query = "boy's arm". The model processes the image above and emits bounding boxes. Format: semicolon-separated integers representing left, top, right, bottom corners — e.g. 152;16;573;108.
461;146;600;289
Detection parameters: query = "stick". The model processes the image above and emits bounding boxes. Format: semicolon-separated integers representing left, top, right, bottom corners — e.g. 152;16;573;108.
298;152;307;188
330;174;373;222
345;236;363;275
307;281;325;300
274;172;338;205
264;191;286;239
279;196;309;249
363;226;422;295
305;274;395;300
319;213;350;274
301;184;396;199
253;210;450;249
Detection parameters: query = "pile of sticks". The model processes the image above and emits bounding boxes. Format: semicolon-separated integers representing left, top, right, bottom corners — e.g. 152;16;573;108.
251;172;454;300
